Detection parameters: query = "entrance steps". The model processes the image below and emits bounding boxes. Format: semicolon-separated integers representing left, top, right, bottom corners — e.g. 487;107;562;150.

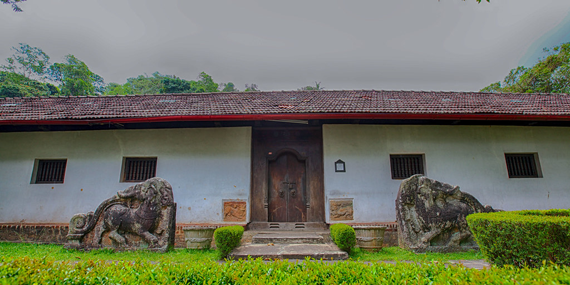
252;232;325;244
229;231;348;260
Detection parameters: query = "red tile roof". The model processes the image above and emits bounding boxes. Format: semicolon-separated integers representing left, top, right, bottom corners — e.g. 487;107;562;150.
1;90;570;124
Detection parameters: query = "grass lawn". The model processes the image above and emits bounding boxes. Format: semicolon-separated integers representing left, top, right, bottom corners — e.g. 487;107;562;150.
0;242;481;263
0;242;217;263
349;247;483;262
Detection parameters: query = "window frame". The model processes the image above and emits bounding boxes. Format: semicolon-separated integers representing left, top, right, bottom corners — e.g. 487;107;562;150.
31;159;67;184
504;153;542;178
120;157;158;182
389;154;426;180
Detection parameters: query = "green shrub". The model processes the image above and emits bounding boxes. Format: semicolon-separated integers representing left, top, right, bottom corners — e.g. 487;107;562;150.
330;223;356;253
467;209;570;267
2;256;570;284
213;225;244;259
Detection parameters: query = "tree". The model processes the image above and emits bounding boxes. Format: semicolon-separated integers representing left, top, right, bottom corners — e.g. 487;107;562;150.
155;71;219;94
1;0;26;12
196;72;219;92
104;71;223;95
299;81;323;91
0;71;59;97
1;43;50;80
480;42;570;94
104;82;133;95
244;83;259;92
126;72;165;95
161;76;204;93
551;65;570;94
220;82;238;92
48;54;105;96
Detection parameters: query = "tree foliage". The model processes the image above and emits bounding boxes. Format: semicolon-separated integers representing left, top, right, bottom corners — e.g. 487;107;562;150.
161;72;219;93
1;0;26;12
196;72;219;93
299;81;323;91
105;71;226;95
220;82;238;92
481;43;570;94
104;82;134;95
0;71;59;97
1;44;104;97
107;72;166;95
0;43;251;97
244;83;259;92
1;43;50;80
48;54;105;96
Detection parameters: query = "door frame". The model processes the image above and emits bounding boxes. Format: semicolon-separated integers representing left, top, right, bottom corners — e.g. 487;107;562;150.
249;127;325;230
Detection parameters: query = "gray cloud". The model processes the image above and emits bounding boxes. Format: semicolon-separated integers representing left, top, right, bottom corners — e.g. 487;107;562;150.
1;0;569;91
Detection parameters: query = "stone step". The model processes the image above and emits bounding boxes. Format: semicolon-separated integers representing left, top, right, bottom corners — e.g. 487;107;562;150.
247;222;328;231
229;243;348;260
252;232;325;244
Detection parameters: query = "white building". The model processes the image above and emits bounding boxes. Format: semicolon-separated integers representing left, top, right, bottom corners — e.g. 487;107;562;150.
1;90;569;240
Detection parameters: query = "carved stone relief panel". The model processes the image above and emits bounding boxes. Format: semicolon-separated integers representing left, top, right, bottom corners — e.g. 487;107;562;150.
329;198;354;221
223;200;247;222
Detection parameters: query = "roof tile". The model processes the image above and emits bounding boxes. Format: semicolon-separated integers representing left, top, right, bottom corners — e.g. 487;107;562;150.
1;90;570;122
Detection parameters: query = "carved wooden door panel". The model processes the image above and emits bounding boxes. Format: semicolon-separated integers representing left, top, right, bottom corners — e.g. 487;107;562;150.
268;152;307;222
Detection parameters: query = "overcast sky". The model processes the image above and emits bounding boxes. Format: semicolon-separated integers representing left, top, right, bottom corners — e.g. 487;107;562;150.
2;0;570;92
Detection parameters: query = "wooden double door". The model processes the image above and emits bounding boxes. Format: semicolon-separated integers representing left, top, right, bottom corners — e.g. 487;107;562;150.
268;152;307;222
250;127;325;225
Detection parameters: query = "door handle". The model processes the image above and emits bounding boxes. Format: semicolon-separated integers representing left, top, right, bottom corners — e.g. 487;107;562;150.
280;182;288;198
289;182;297;198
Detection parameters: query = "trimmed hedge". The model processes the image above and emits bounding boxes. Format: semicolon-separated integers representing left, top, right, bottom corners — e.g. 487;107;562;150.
467;209;570;267
2;256;570;284
213;225;244;259
330;223;356;253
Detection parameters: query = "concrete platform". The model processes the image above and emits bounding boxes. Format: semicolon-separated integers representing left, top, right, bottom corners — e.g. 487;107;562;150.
229;243;349;260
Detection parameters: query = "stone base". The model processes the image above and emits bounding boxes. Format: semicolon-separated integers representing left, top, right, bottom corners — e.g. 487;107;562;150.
0;224;68;244
1;223;245;249
0;222;398;248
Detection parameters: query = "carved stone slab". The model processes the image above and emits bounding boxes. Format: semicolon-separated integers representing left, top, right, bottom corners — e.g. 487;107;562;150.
329;199;354;221
223;200;247;222
396;175;496;252
65;177;176;252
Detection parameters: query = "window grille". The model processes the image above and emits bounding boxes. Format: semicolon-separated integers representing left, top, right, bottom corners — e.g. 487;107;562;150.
122;157;157;182
390;154;425;179
34;159;67;183
505;153;540;178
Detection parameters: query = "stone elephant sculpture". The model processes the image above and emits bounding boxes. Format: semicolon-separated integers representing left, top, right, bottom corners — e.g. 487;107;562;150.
66;177;176;252
396;175;496;252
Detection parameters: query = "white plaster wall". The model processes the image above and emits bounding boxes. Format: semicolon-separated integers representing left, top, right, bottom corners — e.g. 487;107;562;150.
0;127;251;224
323;124;570;223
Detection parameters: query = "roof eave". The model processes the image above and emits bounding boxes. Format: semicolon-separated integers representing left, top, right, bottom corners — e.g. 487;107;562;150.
2;113;570;126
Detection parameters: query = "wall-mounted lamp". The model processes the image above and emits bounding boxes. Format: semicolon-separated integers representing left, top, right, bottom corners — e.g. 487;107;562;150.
335;159;346;172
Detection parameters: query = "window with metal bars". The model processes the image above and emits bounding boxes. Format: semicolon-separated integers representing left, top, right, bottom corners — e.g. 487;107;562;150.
390;154;425;179
121;157;157;182
505;153;541;178
33;159;67;184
